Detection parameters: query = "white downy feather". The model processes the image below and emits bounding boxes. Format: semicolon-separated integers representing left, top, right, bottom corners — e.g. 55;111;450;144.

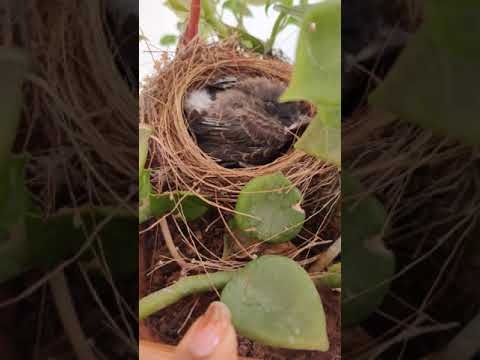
185;89;213;113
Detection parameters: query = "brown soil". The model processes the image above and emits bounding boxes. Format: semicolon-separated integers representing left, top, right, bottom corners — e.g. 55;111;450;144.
143;206;341;359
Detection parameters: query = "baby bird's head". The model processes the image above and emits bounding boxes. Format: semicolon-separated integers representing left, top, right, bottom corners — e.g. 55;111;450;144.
238;77;312;131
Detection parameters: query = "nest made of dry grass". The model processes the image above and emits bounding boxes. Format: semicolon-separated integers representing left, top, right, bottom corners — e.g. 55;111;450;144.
140;39;339;212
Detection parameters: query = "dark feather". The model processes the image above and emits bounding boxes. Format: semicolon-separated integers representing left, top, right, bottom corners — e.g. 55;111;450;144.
185;77;312;167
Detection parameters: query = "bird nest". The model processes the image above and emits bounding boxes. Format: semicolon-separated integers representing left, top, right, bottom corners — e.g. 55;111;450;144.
140;39;339;212
141;40;341;358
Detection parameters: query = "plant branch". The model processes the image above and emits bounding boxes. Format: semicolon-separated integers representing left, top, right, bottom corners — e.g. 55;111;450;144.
182;0;201;46
159;217;189;270
199;0;265;52
139;271;235;320
312;264;341;289
49;271;97;360
309;237;341;273
201;0;230;38
265;12;287;54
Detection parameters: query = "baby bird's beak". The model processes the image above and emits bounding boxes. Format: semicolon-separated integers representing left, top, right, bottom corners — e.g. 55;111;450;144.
286;114;312;132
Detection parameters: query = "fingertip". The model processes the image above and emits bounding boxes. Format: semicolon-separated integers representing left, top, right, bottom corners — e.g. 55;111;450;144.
176;301;237;360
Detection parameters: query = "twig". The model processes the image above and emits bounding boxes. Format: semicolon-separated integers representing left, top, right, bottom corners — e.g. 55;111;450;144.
366;322;457;359
309;237;341;273
159;217;189;270
49;271;97;360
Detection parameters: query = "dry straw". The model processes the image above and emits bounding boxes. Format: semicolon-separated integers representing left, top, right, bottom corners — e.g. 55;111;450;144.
140;39;340;213
342;109;479;359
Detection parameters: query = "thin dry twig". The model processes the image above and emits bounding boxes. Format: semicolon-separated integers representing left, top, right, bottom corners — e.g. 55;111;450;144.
159;217;189;270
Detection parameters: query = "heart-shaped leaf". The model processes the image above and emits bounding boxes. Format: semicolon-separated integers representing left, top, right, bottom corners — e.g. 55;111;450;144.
0;157;29;283
295;113;340;166
281;0;340;106
234;172;305;244
154;192;209;221
370;0;480;146
26;208;138;276
140;187;210;224
342;173;395;327
221;255;329;351
280;0;340;164
139;124;209;223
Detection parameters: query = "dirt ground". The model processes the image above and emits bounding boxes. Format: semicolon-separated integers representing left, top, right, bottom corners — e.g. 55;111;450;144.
143;206;341;359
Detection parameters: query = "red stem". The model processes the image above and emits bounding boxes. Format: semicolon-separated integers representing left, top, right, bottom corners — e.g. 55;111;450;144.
182;0;201;46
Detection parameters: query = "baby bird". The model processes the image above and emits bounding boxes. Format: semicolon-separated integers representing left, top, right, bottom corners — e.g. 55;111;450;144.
184;77;312;167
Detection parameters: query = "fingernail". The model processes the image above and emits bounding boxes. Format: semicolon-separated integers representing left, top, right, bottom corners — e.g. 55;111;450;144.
187;301;231;358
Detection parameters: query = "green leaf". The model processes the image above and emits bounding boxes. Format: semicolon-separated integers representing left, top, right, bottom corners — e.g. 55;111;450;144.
221;255;329;351
0;222;27;283
281;0;340;106
198;20;214;40
295;113;340;165
153;192;209;221
0;157;29;229
263;0;293;16
223;0;253;17
25;209;137;276
342;173;395;327
370;0;480;146
240;39;254;49
234;173;305;244
0;48;30;170
139;131;209;224
139;124;153;173
164;0;189;17
247;0;268;6
286;16;300;27
313;262;341;289
139;169;153;223
280;0;340;164
273;3;317;21
0;157;29;282
226;24;266;52
141;188;210;224
159;34;178;46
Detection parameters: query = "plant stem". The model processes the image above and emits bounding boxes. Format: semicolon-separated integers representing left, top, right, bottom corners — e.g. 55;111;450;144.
199;0;265;52
182;0;201;46
159;217;188;270
201;0;230;39
139;271;235;320
265;12;287;54
49;271;97;360
309;237;341;273
312;271;341;289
